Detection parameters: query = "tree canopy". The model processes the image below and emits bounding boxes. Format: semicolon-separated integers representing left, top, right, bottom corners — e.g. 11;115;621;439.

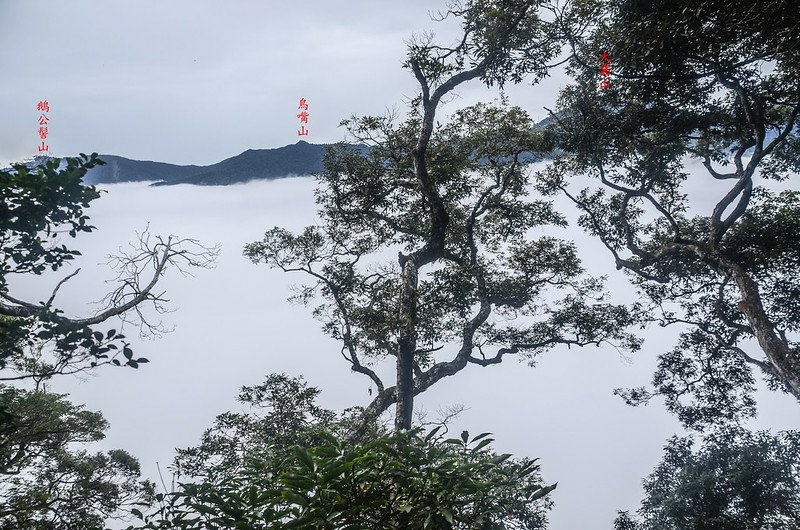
0;155;215;528
245;0;638;437
0;154;217;384
0;386;155;529
4;0;800;528
544;0;800;428
615;428;800;529
132;374;555;530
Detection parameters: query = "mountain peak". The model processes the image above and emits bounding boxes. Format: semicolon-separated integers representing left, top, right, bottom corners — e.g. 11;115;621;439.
82;141;374;186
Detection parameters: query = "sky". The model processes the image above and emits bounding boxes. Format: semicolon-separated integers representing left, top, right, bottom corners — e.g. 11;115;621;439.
2;2;799;529
0;0;567;167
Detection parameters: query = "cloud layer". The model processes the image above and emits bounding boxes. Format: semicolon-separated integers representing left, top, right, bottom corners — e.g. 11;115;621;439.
6;173;793;530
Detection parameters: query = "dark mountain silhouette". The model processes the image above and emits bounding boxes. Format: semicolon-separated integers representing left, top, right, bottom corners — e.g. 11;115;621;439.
78;116;558;187
82;155;202;184
82;141;334;186
152;141;331;186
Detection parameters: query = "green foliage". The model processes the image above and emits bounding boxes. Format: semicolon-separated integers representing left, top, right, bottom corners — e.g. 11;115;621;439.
0;154;212;529
547;0;800;426
0;385;106;474
724;191;800;332
616;428;800;529
246;0;641;435
0;154;102;283
612;191;800;427
245;101;640;431
172;374;347;484
133;374;554;529
0;152;217;385
0;154;146;381
133;428;554;530
0;157;156;529
0;385;155;529
403;0;561;88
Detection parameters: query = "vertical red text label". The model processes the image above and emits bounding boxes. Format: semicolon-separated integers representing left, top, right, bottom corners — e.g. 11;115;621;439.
599;51;612;89
297;97;309;136
37;100;50;153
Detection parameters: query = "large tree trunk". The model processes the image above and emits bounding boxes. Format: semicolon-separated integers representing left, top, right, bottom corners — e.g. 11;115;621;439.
722;258;800;401
395;256;418;431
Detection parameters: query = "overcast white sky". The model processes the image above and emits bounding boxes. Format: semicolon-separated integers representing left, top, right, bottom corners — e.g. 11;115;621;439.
2;2;798;530
0;0;566;167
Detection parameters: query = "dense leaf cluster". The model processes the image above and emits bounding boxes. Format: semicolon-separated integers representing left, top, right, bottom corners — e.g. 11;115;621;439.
0;155;147;381
616;428;800;529
545;0;800;428
133;374;554;530
0;386;155;529
138;429;552;530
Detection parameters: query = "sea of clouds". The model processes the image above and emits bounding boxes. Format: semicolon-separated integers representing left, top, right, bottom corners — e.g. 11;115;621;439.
10;166;796;529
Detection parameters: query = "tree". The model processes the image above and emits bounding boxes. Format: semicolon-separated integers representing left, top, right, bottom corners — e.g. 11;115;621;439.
543;0;800;428
615;428;800;529
132;374;555;530
0;154;218;385
244;0;638;436
171;373;345;484
0;154;216;528
0;386;155;529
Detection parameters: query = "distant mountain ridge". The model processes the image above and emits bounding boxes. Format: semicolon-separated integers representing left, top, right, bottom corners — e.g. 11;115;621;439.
77;116;557;187
82;141;332;186
84;156;202;184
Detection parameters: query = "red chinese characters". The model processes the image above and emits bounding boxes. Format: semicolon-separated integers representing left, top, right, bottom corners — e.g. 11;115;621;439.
297;98;309;136
599;51;612;89
36;100;50;152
